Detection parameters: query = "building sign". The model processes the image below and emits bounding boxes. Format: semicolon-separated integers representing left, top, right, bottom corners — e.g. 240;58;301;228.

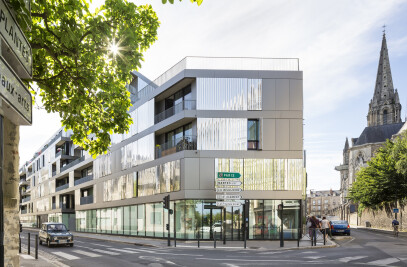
0;0;32;78
0;56;32;124
393;208;399;214
216;202;241;207
217;172;241;179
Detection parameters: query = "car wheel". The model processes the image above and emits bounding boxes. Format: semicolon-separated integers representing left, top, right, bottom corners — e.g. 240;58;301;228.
47;239;51;248
70;244;73;247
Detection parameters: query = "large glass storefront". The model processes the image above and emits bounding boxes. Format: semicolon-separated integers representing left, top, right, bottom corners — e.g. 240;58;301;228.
76;199;301;240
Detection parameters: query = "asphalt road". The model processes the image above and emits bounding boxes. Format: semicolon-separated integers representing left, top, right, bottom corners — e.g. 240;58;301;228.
20;228;407;266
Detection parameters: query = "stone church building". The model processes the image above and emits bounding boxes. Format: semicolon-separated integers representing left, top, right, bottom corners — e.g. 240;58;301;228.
335;32;404;221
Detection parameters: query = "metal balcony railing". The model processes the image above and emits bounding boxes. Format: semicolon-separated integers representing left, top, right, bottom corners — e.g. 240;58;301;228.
74;174;93;186
60;156;85;173
154;100;196;124
155;135;197;159
56;183;69;192
80;195;93;205
59;203;73;211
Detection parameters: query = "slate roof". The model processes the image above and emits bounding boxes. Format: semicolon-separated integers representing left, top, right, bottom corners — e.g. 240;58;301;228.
353;122;404;146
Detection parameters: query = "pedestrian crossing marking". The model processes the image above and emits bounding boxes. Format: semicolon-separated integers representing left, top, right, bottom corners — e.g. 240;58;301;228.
338;256;368;263
72;250;101;258
304;256;324;260
52;251;80;260
20;254;35;260
91;243;112;248
91;248;120;255
108;248;139;254
367;258;400;265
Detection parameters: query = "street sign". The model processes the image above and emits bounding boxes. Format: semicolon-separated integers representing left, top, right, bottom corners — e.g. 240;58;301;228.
0;0;33;78
216;195;242;200
204;205;223;209
215;188;242;193
216;180;242;186
0;56;32;124
217;172;241;179
393;208;399;213
216;201;242;207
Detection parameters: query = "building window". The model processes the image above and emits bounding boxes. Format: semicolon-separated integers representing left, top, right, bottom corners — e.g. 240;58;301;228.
312;200;315;205
318;200;321;204
247;119;259;150
383;109;387;124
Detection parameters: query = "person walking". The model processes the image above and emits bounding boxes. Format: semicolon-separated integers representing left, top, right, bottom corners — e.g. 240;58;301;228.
321;216;330;239
309;216;320;244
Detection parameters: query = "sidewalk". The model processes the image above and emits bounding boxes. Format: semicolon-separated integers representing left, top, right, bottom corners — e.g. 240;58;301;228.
19;246;68;267
356;225;407;238
24;228;336;250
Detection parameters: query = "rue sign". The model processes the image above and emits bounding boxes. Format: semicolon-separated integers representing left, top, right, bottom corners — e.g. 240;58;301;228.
0;56;32;124
216;195;241;200
216;201;241;207
217;172;241;179
216;180;242;187
393;208;399;214
0;0;32;78
216;188;242;193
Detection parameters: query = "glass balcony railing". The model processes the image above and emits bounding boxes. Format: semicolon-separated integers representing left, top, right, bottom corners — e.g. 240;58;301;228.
74;175;93;186
154;100;196;124
59;203;73;211
22;196;31;203
155;135;197;158
60;156;85;173
56;183;69;192
21;210;27;214
52;203;56;210
80;195;93;205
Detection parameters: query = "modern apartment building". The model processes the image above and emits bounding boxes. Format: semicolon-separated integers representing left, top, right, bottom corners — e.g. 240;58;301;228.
19;57;305;240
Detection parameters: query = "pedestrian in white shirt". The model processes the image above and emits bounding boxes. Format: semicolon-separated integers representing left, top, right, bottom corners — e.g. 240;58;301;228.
321;216;330;239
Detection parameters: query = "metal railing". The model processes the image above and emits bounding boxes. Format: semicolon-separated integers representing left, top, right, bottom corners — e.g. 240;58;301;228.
154;100;196;124
59;203;73;211
131;57;300;103
60;156;85;173
155;135;197;159
22;196;31;203
80;195;93;205
55;183;69;192
74;174;93;186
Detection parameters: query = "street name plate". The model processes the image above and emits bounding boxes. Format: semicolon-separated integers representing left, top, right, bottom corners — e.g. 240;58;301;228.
0;0;33;77
216;195;242;200
216;180;242;186
0;56;32;123
393;208;399;213
216;201;241;207
217;172;241;179
215;188;242;193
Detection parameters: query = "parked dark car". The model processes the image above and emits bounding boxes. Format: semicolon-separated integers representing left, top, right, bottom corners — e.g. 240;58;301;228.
330;220;350;235
39;222;74;247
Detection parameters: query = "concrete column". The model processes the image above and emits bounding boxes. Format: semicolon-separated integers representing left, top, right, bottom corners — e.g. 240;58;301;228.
3;117;20;266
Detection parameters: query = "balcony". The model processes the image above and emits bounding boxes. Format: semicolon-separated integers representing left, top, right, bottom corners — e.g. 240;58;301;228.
74;174;93;186
80;195;93;205
52;170;56;177
56;183;69;192
21;210;27;214
52;203;56;210
155;135;197;158
154;100;196;124
60;156;85;173
19;179;29;186
55;150;62;158
22;196;31;203
59;203;74;211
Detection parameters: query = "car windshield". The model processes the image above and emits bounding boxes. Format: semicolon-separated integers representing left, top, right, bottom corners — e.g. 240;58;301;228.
47;224;67;232
331;220;348;224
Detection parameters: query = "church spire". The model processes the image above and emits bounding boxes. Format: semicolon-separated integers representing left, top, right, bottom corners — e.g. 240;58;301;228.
367;30;401;127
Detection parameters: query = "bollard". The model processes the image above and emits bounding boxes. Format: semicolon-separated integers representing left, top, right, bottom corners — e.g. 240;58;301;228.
197;230;200;248
19;234;21;253
214;232;216;248
35;235;38;259
28;233;31;255
244;227;246;249
297;227;300;247
323;230;326;245
280;224;284;247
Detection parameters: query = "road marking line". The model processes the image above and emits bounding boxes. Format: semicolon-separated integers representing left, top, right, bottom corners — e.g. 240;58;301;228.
91;243;112;248
108;248;139;254
338;256;368;263
72;250;101;258
301;251;317;254
20;254;35;260
52;252;80;260
304;256;325;260
367;258;400;265
91;248;120;255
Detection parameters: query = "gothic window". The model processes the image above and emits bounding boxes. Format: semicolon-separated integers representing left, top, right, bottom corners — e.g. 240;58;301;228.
356;154;364;167
383;110;388;124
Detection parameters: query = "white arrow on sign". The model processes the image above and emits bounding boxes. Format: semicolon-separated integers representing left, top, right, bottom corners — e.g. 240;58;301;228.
216;195;242;200
216;181;242;186
215;188;242;193
216;201;242;207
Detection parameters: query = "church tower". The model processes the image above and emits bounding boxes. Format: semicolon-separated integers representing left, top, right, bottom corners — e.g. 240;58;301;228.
367;31;402;126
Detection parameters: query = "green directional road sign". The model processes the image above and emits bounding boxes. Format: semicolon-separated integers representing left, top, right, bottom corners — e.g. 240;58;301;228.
217;172;241;179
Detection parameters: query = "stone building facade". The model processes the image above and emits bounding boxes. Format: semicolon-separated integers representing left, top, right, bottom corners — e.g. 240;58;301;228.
307;190;341;218
335;32;404;222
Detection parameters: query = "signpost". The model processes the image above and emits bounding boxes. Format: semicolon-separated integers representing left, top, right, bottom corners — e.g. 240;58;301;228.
393;208;399;214
215;172;242;208
216;180;242;186
216;202;241;207
216;195;242;200
217;172;241;179
215;188;242;193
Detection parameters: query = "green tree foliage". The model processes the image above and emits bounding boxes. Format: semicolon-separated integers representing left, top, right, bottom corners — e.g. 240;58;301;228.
349;136;407;213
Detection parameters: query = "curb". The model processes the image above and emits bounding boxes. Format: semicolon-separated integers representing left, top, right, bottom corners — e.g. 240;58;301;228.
356;227;407;238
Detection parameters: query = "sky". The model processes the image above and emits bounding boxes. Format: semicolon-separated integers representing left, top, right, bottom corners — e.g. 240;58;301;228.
19;0;407;192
